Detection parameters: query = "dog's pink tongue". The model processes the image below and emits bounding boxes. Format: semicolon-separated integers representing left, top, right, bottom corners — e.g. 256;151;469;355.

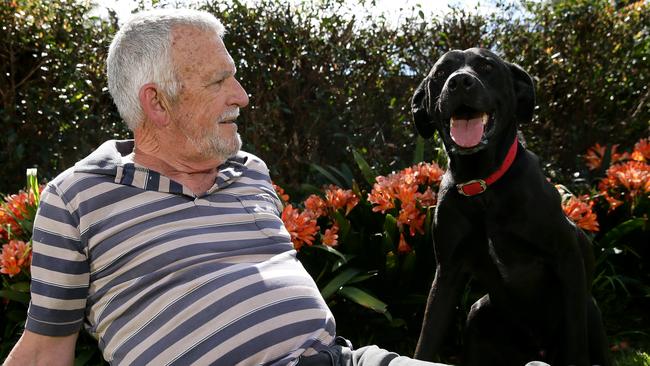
450;117;484;148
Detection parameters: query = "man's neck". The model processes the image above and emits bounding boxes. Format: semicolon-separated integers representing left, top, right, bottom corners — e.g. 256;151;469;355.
133;146;224;196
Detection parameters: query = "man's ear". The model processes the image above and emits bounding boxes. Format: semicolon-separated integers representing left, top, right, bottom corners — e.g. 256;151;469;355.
411;77;436;138
508;63;536;124
139;83;171;128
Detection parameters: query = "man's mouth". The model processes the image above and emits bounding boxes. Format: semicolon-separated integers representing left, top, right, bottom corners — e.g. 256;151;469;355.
449;106;493;149
218;109;240;124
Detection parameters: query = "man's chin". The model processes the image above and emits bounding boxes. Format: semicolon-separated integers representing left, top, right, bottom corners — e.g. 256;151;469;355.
207;134;242;161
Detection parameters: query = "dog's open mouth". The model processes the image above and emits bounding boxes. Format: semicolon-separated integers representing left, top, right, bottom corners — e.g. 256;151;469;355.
449;105;493;149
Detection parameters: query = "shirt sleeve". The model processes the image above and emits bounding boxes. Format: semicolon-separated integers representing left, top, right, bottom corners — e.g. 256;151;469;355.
25;183;89;336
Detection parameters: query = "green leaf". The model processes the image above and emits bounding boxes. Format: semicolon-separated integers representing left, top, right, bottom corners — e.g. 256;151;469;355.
401;250;417;275
338;286;392;321
311;244;349;263
327;164;353;188
332;210;352;242
321;267;362;299
381;214;398;254
310;163;344;187
424;207;434;243
413;135;425;164
383;214;398;241
0;290;31;304
598;218;647;248
347;271;378;285
381;232;394;255
299;183;324;197
6;309;27;323
352;149;377;186
10;282;30;293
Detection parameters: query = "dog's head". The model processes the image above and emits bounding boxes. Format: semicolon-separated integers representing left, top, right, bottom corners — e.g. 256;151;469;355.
412;48;535;155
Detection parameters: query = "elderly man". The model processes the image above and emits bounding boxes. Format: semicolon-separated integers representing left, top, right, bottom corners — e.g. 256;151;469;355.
4;9;448;366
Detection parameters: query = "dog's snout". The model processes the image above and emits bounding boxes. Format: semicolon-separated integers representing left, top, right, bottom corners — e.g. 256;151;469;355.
448;73;476;92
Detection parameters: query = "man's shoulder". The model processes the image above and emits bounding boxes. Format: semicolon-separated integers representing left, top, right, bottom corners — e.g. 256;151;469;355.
74;140;134;174
233;150;270;173
47;140;133;192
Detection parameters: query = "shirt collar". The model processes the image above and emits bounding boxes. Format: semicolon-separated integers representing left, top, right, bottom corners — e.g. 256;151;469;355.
74;139;248;196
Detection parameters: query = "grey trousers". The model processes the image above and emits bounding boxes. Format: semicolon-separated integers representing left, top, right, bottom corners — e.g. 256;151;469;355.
296;341;449;366
296;347;553;366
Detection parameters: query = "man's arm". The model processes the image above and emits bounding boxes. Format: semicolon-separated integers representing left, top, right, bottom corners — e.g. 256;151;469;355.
3;330;78;366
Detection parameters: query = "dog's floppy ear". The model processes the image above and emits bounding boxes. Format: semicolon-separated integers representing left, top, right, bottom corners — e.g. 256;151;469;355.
508;63;536;124
411;78;436;138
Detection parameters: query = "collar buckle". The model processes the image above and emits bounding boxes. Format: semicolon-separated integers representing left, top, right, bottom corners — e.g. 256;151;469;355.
457;179;488;196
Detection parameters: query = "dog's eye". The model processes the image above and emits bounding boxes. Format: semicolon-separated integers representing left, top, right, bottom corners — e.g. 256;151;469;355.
479;62;494;73
484;64;493;72
433;69;447;80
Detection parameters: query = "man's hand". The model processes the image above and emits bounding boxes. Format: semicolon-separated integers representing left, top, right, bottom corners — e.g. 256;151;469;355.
3;330;78;366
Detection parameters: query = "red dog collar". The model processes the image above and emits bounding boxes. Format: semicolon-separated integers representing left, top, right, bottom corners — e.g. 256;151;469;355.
457;136;519;196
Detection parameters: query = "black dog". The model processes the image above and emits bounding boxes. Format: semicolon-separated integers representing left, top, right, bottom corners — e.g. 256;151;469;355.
411;48;611;366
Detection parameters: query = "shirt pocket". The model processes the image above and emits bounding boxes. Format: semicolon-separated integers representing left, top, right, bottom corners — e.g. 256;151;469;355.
237;193;291;241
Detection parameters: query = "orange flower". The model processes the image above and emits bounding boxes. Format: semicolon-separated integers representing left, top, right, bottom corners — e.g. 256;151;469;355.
0;240;31;276
272;183;289;204
397;201;426;236
598;160;650;210
603;194;624;212
631;138;650;162
413;162;444;186
368;176;397;213
324;185;359;215
0;190;39;240
322;224;339;247
281;204;319;251
395;182;418;205
304;194;328;219
562;196;599;232
397;233;412;254
584;143;628;171
416;187;437;208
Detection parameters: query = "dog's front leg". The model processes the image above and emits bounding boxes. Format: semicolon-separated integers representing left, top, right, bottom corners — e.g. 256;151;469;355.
415;199;474;362
414;261;467;361
556;233;590;366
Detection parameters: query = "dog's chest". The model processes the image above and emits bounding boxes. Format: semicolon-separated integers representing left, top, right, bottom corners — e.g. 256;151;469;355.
485;237;550;298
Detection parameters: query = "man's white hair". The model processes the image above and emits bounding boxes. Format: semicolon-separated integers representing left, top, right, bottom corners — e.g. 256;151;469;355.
107;9;225;130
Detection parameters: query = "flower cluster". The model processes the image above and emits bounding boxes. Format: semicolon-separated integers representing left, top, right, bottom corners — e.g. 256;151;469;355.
368;162;443;237
281;204;320;251
583;143;629;171
276;184;359;250
561;195;600;232
1;239;32;276
591;138;650;211
0;173;41;277
366;162;444;254
0;190;37;241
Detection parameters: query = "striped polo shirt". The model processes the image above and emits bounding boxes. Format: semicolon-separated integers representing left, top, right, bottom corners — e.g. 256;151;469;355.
26;140;336;365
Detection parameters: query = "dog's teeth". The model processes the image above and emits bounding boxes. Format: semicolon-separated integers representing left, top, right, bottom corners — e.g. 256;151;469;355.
482;113;489;125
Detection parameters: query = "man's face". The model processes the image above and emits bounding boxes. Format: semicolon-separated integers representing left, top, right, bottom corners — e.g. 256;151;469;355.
168;26;249;162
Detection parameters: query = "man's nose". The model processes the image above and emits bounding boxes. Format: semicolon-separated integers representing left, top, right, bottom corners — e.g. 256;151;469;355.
229;78;249;108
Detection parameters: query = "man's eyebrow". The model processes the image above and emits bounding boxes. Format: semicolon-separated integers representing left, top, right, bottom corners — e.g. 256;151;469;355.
209;68;235;84
216;63;237;79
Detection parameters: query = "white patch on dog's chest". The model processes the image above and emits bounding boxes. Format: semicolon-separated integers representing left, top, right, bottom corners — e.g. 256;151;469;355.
488;238;509;279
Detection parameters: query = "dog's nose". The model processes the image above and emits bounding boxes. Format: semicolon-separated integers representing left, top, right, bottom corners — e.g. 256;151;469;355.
447;73;475;91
